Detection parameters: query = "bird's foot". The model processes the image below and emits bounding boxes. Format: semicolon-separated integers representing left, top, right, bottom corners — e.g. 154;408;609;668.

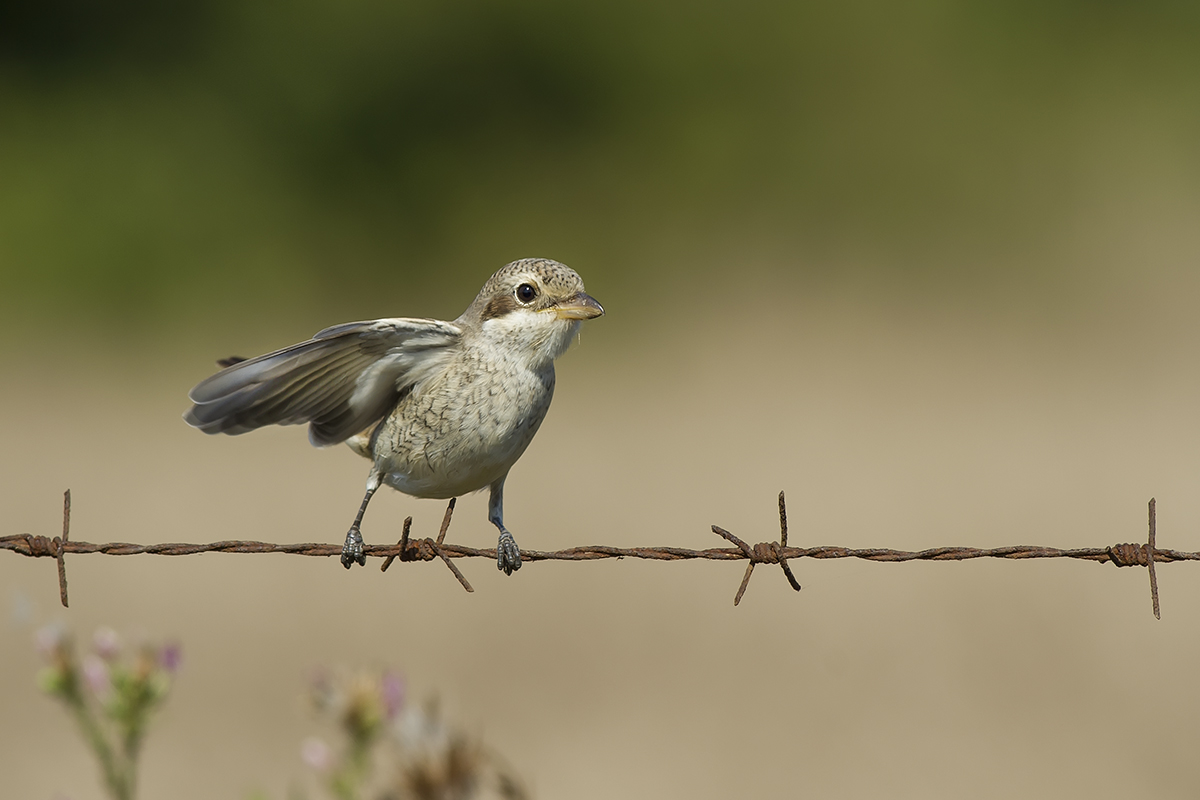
341;526;366;569
496;530;522;575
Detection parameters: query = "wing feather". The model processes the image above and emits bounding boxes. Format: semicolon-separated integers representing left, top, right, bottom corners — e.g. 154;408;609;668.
184;318;462;446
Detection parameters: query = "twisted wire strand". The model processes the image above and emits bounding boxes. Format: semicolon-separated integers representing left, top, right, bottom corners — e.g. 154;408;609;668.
1;492;1177;615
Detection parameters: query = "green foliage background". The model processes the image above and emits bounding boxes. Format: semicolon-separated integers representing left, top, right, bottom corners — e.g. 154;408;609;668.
2;0;1198;337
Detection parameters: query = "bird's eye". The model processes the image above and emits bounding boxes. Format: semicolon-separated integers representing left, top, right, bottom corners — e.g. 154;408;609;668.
516;283;538;303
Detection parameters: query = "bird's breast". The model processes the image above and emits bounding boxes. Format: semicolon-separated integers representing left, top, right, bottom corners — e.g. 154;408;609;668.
370;350;556;498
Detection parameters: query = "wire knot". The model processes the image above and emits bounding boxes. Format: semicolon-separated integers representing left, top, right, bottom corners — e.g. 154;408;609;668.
751;541;782;564
409;538;439;562
22;534;60;558
1108;542;1150;567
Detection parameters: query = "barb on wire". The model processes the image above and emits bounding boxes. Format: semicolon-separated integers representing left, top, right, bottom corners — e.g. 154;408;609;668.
712;491;801;606
2;491;1188;617
379;498;474;592
58;489;70;608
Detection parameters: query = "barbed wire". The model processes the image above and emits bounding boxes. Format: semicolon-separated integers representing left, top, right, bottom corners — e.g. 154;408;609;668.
2;491;1184;617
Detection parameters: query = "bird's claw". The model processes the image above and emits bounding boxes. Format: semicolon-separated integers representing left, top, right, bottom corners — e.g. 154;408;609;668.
497;530;522;576
341;526;366;569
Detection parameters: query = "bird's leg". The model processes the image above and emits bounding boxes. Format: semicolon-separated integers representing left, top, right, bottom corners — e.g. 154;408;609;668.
488;476;521;575
342;471;382;569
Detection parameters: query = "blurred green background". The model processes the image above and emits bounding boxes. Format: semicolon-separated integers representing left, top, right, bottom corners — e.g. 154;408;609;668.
4;0;1198;341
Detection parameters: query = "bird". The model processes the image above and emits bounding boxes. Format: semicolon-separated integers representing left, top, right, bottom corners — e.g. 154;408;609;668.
184;258;604;574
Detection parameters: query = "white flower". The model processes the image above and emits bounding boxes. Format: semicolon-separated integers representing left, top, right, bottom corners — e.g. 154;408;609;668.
300;737;332;771
92;627;121;660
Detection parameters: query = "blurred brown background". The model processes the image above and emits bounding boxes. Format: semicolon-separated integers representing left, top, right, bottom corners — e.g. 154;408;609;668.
3;1;1200;797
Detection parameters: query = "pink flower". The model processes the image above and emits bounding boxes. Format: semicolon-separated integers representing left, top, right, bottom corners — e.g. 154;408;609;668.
81;654;110;697
381;671;406;721
92;627;121;660
158;642;182;674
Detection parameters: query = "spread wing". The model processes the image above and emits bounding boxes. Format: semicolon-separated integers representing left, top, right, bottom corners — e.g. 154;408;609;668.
184;317;463;446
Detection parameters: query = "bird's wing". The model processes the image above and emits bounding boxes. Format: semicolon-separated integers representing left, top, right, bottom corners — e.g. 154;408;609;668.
185;317;463;446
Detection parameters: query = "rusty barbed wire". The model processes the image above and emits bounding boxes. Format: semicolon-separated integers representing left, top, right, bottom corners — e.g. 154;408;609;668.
2;491;1185;617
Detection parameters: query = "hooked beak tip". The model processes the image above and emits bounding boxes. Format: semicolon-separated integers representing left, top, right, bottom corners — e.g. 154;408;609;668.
554;292;604;320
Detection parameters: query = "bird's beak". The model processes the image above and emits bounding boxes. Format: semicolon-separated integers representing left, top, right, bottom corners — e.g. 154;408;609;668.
553;292;605;320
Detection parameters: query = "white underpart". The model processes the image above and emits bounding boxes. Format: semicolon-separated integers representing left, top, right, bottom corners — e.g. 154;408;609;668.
478;307;582;367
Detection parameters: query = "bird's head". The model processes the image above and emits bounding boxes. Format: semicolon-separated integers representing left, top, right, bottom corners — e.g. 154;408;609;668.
463;258;604;364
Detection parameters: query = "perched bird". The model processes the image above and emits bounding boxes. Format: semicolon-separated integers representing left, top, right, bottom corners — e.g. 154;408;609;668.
184;258;604;574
